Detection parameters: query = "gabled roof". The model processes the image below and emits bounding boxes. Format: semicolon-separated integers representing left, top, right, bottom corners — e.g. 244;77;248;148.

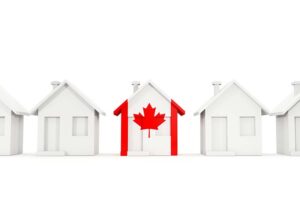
114;81;185;116
128;81;171;103
271;93;300;116
0;86;28;115
194;81;269;116
31;81;105;115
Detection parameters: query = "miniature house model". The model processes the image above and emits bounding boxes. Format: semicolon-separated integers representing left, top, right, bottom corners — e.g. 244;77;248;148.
0;86;27;155
272;82;300;156
32;81;105;156
194;81;268;156
114;81;185;156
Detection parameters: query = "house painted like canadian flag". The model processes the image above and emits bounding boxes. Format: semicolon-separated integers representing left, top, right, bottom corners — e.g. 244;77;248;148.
114;81;185;156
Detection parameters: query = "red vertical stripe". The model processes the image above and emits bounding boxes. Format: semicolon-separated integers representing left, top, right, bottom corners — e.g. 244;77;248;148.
171;100;178;156
120;101;128;156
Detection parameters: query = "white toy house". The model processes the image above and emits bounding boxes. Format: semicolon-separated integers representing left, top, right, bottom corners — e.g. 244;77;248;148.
114;81;185;156
194;81;268;156
0;86;27;155
32;81;105;156
272;82;300;156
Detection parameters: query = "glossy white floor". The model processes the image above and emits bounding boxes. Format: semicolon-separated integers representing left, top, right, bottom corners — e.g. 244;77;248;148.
2;154;299;204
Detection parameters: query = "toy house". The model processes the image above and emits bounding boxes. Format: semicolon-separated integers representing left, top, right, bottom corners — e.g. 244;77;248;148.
194;81;268;156
0;86;27;155
31;81;105;156
114;81;185;156
272;81;300;156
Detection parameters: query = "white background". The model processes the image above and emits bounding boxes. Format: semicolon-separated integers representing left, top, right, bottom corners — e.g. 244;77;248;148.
0;0;300;203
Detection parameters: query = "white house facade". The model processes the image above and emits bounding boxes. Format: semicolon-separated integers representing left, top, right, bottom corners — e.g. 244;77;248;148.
32;81;105;156
195;81;268;156
0;86;27;155
114;81;185;156
272;81;300;156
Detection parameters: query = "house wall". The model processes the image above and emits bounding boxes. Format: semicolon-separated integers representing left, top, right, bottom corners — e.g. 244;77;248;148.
204;84;262;155
200;111;206;154
94;112;99;154
127;84;171;154
286;100;300;154
37;86;98;155
276;115;289;154
0;101;12;155
10;113;23;155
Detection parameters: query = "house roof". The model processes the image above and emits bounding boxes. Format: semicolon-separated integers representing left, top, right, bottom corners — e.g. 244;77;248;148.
114;81;185;116
194;81;269;116
271;93;300;116
31;81;105;115
0;86;28;115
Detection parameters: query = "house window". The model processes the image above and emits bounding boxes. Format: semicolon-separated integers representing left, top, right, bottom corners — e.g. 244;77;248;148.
0;117;4;136
240;117;255;136
72;117;88;136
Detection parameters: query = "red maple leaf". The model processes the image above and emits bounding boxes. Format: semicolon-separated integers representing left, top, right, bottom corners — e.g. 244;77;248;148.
133;103;166;138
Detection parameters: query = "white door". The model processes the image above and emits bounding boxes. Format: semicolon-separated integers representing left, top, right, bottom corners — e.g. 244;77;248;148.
211;117;227;151
128;117;142;151
142;131;171;155
295;117;300;151
45;117;60;151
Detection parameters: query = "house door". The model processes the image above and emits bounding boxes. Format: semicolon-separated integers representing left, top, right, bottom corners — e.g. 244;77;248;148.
211;117;227;151
295;117;300;151
128;117;142;151
45;117;60;151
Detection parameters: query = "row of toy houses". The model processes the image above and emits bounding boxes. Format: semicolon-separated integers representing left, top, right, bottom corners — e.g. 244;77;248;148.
0;80;300;156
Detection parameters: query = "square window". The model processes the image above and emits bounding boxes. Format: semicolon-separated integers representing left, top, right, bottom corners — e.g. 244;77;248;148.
0;117;4;136
72;117;88;136
240;117;255;136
